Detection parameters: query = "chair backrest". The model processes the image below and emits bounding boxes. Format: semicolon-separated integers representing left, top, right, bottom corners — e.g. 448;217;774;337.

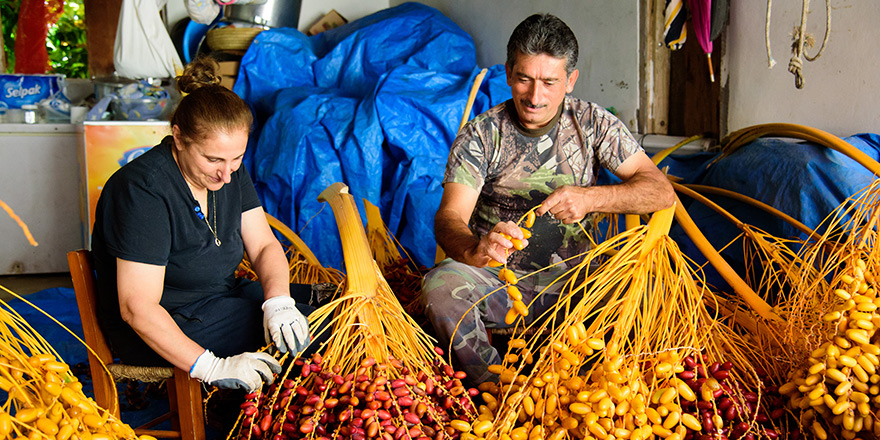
66;249;119;415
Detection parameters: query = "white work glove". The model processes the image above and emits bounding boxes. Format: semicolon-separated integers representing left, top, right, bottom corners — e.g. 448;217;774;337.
189;350;281;392
262;296;311;354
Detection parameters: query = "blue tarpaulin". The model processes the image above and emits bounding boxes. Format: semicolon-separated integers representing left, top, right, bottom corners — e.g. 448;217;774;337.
236;2;511;269
657;133;880;291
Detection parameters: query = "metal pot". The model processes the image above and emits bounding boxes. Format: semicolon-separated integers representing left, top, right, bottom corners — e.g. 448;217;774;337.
93;75;137;101
222;0;302;29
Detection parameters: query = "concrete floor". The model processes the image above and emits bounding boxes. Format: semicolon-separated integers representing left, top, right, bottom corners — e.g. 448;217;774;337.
0;272;73;301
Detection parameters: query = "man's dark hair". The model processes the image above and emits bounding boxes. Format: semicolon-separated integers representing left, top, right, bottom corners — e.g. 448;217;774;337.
506;14;579;75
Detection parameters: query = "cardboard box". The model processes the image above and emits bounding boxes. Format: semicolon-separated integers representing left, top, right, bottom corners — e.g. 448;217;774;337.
217;61;241;77
308;10;348;36
220;76;236;91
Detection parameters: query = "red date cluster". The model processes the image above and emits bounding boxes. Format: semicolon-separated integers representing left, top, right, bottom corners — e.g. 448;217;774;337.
382;258;428;319
236;350;478;440
678;355;791;440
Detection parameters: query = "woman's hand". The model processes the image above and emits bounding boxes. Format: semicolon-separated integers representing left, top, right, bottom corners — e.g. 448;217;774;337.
262;296;310;354
189;350;281;392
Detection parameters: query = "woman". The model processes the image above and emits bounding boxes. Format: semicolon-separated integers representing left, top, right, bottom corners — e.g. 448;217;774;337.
91;57;311;392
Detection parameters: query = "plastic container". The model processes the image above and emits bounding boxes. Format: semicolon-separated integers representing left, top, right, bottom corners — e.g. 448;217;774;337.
39;99;70;123
22;105;38;124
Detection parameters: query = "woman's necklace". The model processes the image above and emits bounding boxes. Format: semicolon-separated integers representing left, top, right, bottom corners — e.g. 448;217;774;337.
193;191;221;247
206;191;221;246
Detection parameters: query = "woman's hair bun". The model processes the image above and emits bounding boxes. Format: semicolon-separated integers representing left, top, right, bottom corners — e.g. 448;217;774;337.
176;56;222;94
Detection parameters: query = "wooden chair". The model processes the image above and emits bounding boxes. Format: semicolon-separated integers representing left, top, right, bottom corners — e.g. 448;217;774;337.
67;250;205;440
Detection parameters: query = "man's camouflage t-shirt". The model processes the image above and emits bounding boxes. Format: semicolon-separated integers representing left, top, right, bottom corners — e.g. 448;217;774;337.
444;95;643;271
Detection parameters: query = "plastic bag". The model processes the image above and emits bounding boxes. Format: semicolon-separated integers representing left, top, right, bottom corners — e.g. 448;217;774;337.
114;0;183;79
184;0;220;25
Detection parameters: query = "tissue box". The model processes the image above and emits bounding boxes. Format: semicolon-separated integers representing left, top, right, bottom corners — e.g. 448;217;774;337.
1;74;65;109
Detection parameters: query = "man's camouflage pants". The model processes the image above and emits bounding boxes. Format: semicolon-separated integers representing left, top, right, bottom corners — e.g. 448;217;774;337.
420;258;571;385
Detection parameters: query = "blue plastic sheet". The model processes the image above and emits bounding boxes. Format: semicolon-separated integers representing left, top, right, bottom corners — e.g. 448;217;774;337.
658;133;880;293
237;2;511;269
8;288;86;365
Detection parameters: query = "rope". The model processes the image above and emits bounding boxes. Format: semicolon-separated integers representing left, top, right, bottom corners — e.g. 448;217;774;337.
786;0;832;89
804;0;831;62
765;0;775;68
107;364;175;382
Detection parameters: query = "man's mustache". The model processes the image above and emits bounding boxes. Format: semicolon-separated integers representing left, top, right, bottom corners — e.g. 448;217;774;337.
520;100;546;109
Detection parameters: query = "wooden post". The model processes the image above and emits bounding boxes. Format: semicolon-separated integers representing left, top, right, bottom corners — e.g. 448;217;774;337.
639;0;670;135
668;19;722;139
173;368;206;440
83;0;123;77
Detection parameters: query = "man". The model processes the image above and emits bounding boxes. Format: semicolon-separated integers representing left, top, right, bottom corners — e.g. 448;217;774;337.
421;13;674;385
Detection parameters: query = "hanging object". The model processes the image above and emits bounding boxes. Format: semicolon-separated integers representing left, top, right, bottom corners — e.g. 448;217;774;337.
686;0;715;82
184;0;220;25
709;0;729;41
765;0;831;88
663;0;687;50
788;0;831;89
765;0;776;68
114;0;184;79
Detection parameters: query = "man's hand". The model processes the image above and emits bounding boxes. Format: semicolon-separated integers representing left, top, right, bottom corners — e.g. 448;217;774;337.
189;350;281;392
262;296;311;354
472;221;529;267
536;186;591;224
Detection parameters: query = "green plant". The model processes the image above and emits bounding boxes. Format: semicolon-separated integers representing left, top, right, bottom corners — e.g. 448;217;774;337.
1;0;17;73
47;1;87;78
0;0;88;78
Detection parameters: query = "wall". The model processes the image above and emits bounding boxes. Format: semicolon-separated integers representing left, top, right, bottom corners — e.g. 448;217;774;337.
392;0;641;130
727;0;879;137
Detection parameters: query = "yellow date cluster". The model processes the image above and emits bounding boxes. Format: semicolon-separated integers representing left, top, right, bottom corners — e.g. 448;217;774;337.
780;258;880;440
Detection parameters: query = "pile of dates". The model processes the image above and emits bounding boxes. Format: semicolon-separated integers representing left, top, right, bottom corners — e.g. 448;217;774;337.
236;350;478;440
677;354;792;440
